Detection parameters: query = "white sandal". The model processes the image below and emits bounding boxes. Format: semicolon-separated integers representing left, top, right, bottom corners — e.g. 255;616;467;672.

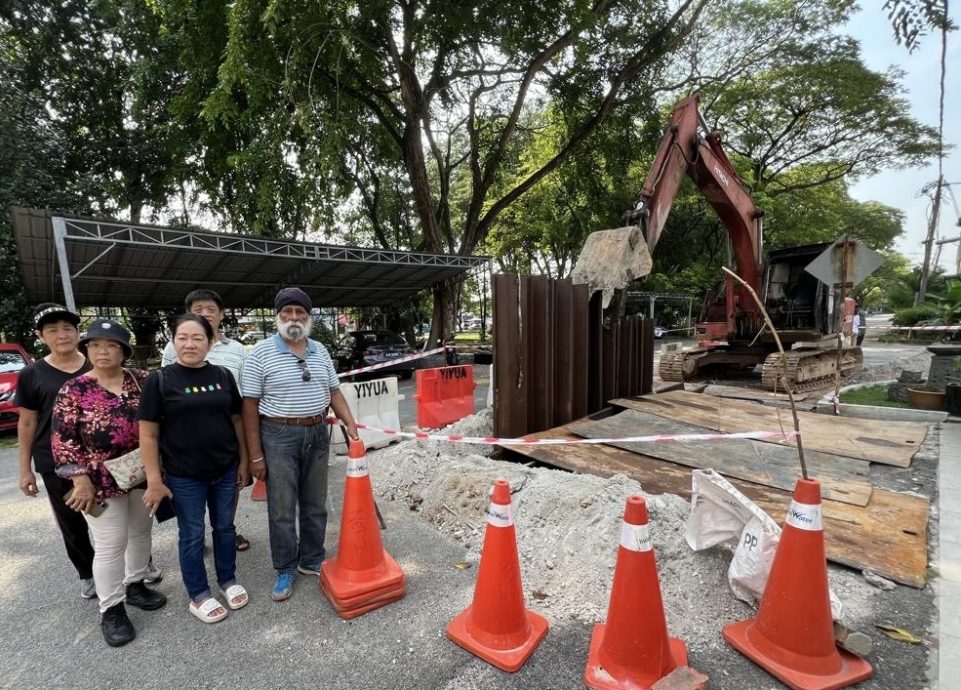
221;584;249;611
189;597;228;624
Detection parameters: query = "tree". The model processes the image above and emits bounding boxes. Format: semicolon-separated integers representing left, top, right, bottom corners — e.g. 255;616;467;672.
883;0;955;51
482;1;933;285
483;107;653;276
158;0;713;336
3;0;191;223
702;43;939;196
0;35;81;346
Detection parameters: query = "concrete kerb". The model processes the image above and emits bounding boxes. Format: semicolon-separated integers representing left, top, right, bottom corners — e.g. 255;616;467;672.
815;380;950;423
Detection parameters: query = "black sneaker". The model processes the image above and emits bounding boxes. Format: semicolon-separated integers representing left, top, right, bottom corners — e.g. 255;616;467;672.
125;581;167;611
101;603;135;647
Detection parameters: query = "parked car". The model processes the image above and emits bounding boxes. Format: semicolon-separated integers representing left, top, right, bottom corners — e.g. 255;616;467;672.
333;330;416;379
0;343;34;431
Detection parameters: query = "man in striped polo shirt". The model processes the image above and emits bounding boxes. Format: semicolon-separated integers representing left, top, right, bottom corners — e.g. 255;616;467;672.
162;289;251;551
241;287;359;602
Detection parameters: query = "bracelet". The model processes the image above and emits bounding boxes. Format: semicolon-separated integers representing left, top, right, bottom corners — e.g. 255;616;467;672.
251;457;265;464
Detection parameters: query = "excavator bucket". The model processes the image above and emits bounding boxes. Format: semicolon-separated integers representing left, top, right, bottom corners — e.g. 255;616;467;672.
571;226;653;309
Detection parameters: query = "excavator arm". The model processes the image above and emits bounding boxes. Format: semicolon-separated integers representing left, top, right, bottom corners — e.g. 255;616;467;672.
627;95;764;297
573;95;764;337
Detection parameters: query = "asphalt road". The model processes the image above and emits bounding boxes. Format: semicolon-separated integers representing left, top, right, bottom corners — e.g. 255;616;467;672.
0;445;589;690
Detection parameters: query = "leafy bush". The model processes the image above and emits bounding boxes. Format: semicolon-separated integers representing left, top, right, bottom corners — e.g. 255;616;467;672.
892;305;940;326
310;319;338;351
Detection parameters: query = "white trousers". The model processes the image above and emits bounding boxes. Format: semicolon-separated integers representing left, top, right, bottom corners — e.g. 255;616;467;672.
83;489;153;613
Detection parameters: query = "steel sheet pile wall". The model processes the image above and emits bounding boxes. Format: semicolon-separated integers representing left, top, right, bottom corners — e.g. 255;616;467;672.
492;274;654;438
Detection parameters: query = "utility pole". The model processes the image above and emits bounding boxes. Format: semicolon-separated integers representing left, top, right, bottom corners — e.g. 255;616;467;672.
917;176;944;304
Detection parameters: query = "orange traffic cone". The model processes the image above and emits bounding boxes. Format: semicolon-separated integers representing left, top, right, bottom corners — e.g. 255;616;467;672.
250;478;267;502
584;495;689;690
723;478;873;690
446;479;548;672
320;439;405;619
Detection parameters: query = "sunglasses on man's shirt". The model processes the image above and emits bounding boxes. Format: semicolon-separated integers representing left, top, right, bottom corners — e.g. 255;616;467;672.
296;358;311;382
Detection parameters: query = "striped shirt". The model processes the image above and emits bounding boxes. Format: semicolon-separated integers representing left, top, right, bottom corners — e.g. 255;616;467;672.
162;336;246;384
241;334;340;417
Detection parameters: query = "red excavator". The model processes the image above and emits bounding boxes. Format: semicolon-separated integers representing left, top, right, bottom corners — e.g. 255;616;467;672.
572;95;876;390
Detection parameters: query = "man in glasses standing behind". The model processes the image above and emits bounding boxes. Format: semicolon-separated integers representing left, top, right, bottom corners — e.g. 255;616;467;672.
241;287;358;602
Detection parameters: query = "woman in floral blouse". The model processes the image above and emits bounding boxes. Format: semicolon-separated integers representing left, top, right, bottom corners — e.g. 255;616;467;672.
52;319;167;647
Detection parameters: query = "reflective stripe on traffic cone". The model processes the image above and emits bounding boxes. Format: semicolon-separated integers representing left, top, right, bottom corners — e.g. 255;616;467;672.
446;479;549;672
320;439;405;618
723;478;872;690
584;495;690;690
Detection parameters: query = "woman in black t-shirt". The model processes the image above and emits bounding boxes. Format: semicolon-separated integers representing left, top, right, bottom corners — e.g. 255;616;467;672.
16;305;94;598
139;314;251;624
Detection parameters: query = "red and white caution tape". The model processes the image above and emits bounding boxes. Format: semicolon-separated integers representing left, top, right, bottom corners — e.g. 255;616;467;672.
871;325;961;332
339;346;447;378
326;416;797;446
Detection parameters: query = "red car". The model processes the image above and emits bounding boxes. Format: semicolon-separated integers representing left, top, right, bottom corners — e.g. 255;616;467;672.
0;343;34;431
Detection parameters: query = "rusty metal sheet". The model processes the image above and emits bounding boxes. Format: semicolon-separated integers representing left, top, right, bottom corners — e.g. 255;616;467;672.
492;274;655;438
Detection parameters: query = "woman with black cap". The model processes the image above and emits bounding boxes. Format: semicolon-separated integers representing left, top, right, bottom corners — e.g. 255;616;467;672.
52;319;167;647
16;304;95;599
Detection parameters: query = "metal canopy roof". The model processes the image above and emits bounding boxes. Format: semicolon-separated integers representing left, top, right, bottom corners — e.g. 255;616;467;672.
11;207;488;310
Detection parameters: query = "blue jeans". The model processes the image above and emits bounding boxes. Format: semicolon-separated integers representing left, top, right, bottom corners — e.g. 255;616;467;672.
260;419;330;573
167;468;237;601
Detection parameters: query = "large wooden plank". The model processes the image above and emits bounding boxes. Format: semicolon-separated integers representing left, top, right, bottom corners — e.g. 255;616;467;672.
611;389;925;467
504;426;928;588
700;383;825;402
569;409;872;506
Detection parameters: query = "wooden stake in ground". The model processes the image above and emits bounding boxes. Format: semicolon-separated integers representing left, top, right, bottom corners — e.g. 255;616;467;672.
720;267;808;480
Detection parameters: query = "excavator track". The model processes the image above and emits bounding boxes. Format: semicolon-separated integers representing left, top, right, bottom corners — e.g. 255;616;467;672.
760;347;863;392
658;350;703;382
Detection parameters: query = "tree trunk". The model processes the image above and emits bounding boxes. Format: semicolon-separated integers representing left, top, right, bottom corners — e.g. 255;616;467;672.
429;283;458;348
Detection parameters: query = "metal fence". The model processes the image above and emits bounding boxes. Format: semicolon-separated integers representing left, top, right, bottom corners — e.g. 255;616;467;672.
491;274;654;438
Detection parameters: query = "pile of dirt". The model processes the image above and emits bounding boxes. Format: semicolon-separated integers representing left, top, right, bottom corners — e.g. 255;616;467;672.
370;408;886;650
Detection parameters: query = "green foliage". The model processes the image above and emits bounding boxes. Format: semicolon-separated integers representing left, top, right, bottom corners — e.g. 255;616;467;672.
5;0;192;222
761;174;904;251
0;0;946;346
0;41;78;345
157;0;710;256
883;0;955;51
309;319;338;352
839;384;912;409
704;43;939;195
922;279;961;325
892;305;941;326
856;250;914;310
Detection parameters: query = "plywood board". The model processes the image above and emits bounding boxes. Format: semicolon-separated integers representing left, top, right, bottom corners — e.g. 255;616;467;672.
505;426;928;588
611;389;925;467
569;410;872;506
700;384;824;403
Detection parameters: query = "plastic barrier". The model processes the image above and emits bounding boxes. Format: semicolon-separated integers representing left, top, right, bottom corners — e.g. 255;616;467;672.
413;364;475;429
331;376;403;455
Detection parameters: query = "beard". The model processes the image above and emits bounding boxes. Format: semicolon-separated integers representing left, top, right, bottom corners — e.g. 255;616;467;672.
276;315;312;342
